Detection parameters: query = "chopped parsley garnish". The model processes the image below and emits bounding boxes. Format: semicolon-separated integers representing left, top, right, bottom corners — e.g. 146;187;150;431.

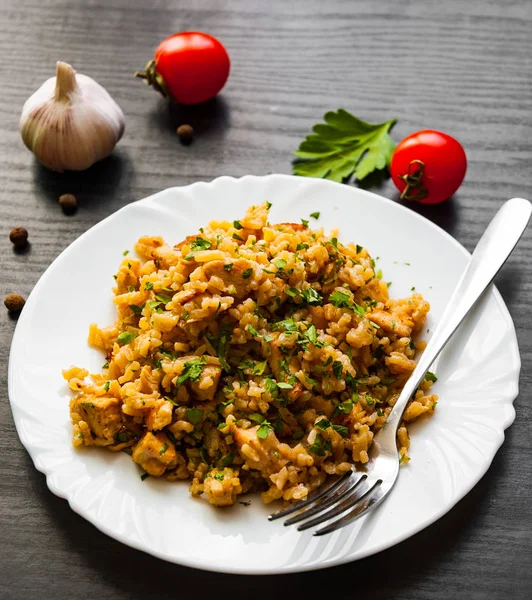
233;220;244;230
140;473;150;481
176;358;206;386
377;409;385;417
308;433;332;457
266;201;272;209
306;324;318;344
252;360;268;375
155;293;172;304
144;282;154;290
296;243;309;251
221;453;234;467
411;286;416;291
224;263;234;272
80;402;95;409
247;324;260;337
276;382;293;389
213;472;225;481
301;218;309;227
275;258;287;269
185;238;212;260
103;381;110;392
129;304;144;315
332;360;343;379
247;325;273;342
310;211;320;219
159;443;169;456
257;420;274;439
232;233;244;241
117;332;137;345
123;250;129;256
315;418;331;431
300;286;322;306
186;407;203;425
149;300;162;310
425;371;438;383
356;244;363;254
239;500;251;506
333;424;348;437
242;268;253;279
329;290;352;309
102;361;109;369
248;413;265;424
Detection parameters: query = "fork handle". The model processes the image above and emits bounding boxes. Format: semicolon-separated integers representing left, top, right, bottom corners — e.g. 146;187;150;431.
381;197;531;441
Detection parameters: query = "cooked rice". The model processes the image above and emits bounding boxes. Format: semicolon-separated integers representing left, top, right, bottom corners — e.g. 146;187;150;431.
64;203;437;507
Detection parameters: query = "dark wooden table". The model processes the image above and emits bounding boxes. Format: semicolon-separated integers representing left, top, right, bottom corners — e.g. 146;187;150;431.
1;0;531;597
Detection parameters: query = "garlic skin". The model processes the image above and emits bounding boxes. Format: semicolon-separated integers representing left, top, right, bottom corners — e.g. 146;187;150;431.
20;62;125;171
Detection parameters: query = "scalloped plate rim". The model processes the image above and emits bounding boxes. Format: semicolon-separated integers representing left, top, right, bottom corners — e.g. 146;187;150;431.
7;174;520;574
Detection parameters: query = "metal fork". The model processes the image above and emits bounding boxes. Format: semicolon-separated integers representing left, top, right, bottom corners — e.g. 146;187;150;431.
269;197;531;536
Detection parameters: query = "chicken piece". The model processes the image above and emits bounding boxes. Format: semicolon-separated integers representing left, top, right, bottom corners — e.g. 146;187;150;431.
70;395;122;445
367;309;412;337
145;399;174;430
202;258;256;297
203;467;243;507
166;452;189;481
234;426;286;475
132;431;177;476
190;364;222;401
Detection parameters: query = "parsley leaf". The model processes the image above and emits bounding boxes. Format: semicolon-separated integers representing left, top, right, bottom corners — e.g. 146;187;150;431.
117;332;137;345
103;381;110;392
185;238;212;260
221;453;234;467
129;304;144;315
275;258;287;269
292;109;397;183
257;421;274;439
185;407;203;424
159;443;168;456
176;358;206;386
300;286;323;306
329;290;352;309
233;220;243;230
276;382;293;389
242;268;253;279
425;371;438;383
224;263;234;272
310;211;320;219
332;360;343;379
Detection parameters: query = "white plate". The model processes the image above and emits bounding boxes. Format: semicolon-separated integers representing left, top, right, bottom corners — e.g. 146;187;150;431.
8;175;519;574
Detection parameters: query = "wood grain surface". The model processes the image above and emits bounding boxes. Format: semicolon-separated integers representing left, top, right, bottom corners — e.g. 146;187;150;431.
1;0;531;598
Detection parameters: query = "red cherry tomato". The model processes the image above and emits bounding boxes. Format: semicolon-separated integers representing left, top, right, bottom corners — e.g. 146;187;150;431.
390;130;467;204
136;32;230;105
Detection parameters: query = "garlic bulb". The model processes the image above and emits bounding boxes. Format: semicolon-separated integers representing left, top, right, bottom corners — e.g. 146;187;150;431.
20;61;125;171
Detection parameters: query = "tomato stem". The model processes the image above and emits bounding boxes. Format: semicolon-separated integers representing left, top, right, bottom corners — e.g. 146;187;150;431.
399;160;428;202
134;60;170;98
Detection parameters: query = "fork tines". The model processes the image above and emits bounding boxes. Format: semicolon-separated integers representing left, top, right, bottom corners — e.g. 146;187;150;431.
268;470;383;536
